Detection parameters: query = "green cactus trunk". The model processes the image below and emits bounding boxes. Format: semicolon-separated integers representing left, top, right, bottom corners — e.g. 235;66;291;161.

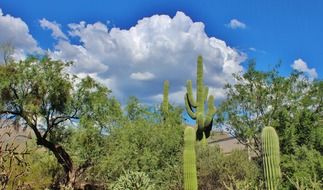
262;126;281;190
184;55;216;140
162;80;169;122
196;56;205;132
183;127;198;190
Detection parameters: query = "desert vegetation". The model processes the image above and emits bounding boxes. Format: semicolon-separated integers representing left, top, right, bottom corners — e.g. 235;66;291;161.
0;53;322;190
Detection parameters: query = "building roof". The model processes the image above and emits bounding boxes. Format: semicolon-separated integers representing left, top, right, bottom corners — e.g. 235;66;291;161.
208;131;246;154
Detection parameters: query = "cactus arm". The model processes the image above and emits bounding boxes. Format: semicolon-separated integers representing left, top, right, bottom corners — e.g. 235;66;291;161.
203;86;209;102
262;126;281;190
183;127;198;190
185;93;197;119
186;80;197;108
203;96;215;139
204;95;216;128
203;120;212;139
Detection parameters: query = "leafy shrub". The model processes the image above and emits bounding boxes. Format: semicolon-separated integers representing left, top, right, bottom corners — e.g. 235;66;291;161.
101;119;183;190
281;146;323;189
197;144;260;190
20;141;63;189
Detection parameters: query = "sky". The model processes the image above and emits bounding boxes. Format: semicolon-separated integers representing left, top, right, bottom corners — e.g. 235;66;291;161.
0;0;322;105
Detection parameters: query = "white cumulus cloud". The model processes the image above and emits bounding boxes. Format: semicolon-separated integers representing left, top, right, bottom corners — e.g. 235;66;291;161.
0;8;40;61
0;9;247;104
39;18;67;40
226;19;246;29
46;11;246;104
130;72;155;80
292;59;318;79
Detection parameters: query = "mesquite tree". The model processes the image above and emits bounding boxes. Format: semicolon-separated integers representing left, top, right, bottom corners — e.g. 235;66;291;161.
0;56;117;186
217;61;323;157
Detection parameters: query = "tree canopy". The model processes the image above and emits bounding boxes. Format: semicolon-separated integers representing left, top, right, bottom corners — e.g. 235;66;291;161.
216;61;322;188
0;56;122;186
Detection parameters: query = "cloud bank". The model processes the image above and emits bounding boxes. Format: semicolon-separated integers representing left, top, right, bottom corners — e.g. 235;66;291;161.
39;18;68;40
1;10;246;104
0;9;40;60
292;58;318;79
48;12;246;103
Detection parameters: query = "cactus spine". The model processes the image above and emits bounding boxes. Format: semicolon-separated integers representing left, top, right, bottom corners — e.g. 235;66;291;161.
185;56;216;140
262;126;281;190
162;80;169;119
183;127;198;190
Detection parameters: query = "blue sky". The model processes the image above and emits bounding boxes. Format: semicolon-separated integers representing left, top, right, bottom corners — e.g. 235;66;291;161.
0;0;322;104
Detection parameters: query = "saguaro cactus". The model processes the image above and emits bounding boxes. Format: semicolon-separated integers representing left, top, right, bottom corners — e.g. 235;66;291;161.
262;126;281;190
162;80;169;118
185;56;216;140
183;127;198;190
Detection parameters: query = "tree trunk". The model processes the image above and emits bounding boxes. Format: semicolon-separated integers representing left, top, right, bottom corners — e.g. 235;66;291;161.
36;137;74;186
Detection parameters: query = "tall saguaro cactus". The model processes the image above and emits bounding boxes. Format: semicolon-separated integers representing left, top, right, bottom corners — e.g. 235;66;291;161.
162;80;169;117
185;56;216;140
262;126;281;190
183;127;198;190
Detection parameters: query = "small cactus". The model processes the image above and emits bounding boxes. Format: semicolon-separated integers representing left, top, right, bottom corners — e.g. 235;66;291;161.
162;80;169;121
184;56;216;140
262;126;281;190
183;127;198;190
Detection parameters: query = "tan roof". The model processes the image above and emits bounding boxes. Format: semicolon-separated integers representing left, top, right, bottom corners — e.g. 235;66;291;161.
208;131;246;154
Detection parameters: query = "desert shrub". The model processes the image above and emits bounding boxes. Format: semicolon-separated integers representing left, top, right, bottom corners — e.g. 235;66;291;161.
281;146;323;189
0;130;29;190
101;119;183;190
19;141;63;189
0;137;63;190
197;144;260;190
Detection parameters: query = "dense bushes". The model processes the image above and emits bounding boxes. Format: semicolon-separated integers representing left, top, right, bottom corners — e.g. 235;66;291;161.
101;119;184;190
197;144;260;190
281;146;323;189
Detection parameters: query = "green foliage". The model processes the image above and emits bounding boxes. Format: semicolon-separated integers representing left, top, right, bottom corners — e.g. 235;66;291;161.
126;96;148;121
197;144;260;190
21;146;63;190
0;131;29;190
1;52;320;189
0;56;122;186
64;126;106;184
77;76;123;132
101;112;184;190
217;62;322;156
185;56;216;140
110;171;155;190
262;127;281;190
217;62;322;188
183;127;198;190
0;138;63;190
281;146;323;189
